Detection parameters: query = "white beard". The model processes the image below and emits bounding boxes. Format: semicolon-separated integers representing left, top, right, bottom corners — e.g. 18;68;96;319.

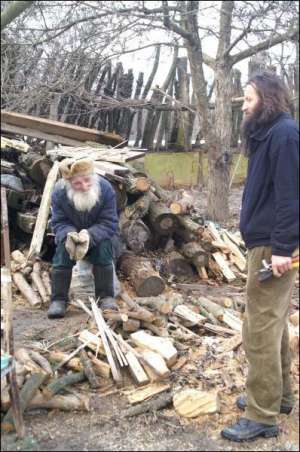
65;175;101;212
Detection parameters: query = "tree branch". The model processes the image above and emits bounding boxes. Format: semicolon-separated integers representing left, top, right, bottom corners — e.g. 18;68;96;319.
162;0;196;45
1;1;34;31
231;27;298;66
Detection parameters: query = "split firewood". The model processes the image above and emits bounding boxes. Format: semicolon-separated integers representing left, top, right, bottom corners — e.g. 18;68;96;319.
87;352;111;379
28;390;90;412
41;271;51;297
12;272;42;308
121;391;173;418
2;372;47;432
130;330;177;367
221;311;243;332
119;255;165;297
161;251;194;278
173;389;220;417
122;318;141;333
121;194;151;221
30;261;49;304
174;305;206;327
79;349;101;389
221;231;247;272
15;348;46;374
48;351;84;372
11;250;27;265
138;349;170;379
43;371;87;400
78;330;106;356
212;252;236;282
217;334;243;355
202;323;236;337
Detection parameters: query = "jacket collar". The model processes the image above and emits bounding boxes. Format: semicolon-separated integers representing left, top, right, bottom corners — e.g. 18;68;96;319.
250;112;291;141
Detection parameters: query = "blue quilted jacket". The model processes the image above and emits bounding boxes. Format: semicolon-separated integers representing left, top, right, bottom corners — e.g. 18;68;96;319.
51;175;119;248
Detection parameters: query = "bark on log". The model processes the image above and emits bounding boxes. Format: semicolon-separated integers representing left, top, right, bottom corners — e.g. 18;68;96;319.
121;392;172;418
2;373;47;432
135;295;173;315
170;192;194;215
48;351;84;372
148;201;178;236
12;272;42;308
119;255;165;297
15;348;45;374
120;292;156;323
124;176;151;194
87;352;111;379
161;251;194;278
79;349;101;389
120;219;151;254
28;390;90;412
41;271;51;297
43;371;86;400
121;194;151;221
28;350;53;376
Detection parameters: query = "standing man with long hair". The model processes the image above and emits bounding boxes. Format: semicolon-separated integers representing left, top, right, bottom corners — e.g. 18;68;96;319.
222;72;299;442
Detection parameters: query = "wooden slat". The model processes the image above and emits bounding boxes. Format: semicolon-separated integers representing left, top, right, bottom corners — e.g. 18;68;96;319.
1;110;123;146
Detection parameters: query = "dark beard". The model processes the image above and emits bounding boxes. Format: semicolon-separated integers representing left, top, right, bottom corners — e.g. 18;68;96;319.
241;104;264;156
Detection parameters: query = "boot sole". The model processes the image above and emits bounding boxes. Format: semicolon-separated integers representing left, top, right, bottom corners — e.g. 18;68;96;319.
221;426;279;442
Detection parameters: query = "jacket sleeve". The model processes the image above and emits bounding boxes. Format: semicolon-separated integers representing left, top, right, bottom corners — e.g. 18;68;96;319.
270;136;299;256
87;182;118;247
51;191;77;244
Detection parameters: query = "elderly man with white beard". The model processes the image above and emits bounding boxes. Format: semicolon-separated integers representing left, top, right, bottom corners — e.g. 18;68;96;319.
48;158;120;319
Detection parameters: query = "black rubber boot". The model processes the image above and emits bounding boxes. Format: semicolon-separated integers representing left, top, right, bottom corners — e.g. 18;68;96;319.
93;264;118;311
221;417;279;442
236;395;293;415
47;267;72;319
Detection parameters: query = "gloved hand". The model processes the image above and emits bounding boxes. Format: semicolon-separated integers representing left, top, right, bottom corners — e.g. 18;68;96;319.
65;231;80;260
74;229;90;260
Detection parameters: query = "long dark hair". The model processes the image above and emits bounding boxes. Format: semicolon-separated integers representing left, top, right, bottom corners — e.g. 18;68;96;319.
241;71;294;155
248;71;294;122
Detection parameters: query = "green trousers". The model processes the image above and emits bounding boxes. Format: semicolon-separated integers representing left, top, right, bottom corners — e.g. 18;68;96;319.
52;239;113;268
243;246;298;425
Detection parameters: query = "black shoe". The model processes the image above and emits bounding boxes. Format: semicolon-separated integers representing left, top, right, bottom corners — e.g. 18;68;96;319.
93;264;118;311
236;395;293;415
47;267;72;319
221;417;279;442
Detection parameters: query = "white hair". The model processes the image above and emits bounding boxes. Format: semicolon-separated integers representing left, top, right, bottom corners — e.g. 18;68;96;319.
63;174;101;212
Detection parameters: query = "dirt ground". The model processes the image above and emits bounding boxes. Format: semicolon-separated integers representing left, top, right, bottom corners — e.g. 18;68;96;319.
1;187;299;452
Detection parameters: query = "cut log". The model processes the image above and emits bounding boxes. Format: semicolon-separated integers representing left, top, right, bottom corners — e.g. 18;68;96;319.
212;252;236;282
124;176;151;194
121;194;151;221
174;305;206;326
2;373;47;432
169;192;194;215
135;295;173;315
15;348;45;374
27;161;59;260
221;231;247;272
78;330;105;356
120;292;156;323
124;382;170;405
48;351;84;372
121;392;173;418
120;219;151;254
41;271;51;297
43;371;86;399
130;331;177;367
28;350;53;376
28;390;90;412
148;200;178;236
173;389;220;417
12;272;42;307
197;297;225;320
119;255;165;297
161;251;194;278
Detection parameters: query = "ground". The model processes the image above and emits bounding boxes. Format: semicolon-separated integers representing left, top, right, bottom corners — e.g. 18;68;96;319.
1;187;299;452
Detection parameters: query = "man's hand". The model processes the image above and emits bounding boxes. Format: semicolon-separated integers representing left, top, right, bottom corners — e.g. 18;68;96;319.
65;231;79;260
74;229;90;260
271;255;293;278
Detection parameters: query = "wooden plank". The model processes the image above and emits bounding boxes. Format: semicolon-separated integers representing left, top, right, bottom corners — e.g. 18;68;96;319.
124;351;150;386
212;252;236;282
1;111;123;145
90;298;123;386
130;331;177;367
27;162;59;260
124;383;170;405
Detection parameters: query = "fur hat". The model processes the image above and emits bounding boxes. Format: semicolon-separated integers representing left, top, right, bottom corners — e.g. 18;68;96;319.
59;158;94;179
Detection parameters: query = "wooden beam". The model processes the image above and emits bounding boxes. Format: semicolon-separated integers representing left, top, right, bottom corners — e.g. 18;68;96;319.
1;110;123;145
